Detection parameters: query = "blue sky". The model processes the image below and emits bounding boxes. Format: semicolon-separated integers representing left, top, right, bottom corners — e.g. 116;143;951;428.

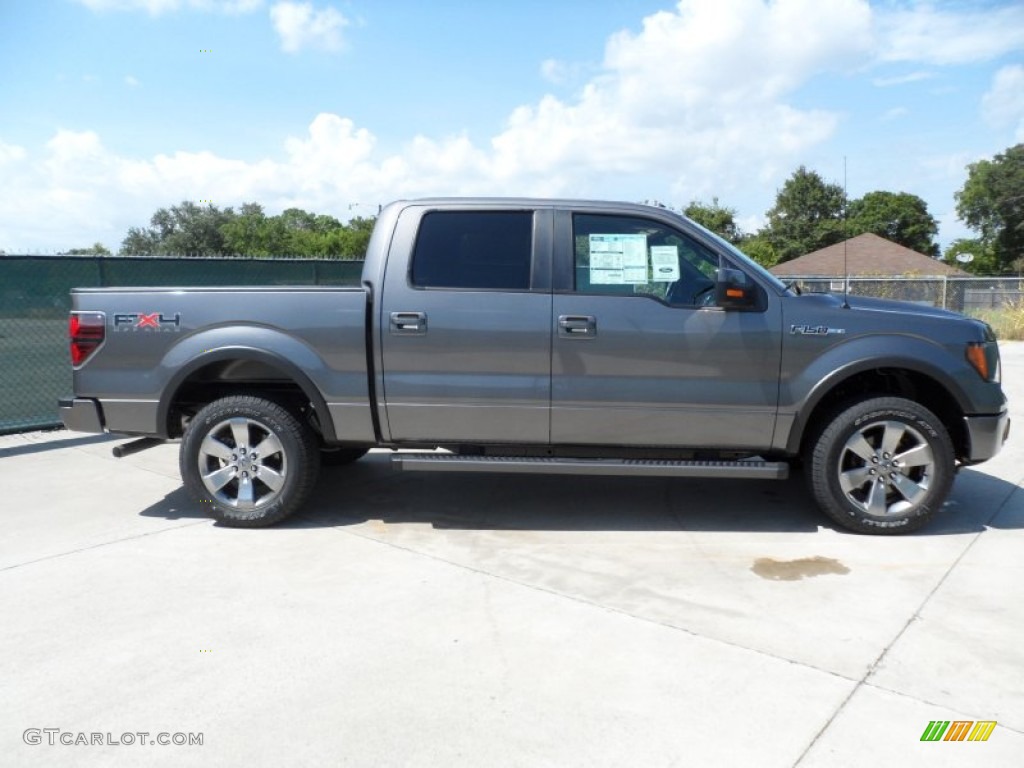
1;0;1022;253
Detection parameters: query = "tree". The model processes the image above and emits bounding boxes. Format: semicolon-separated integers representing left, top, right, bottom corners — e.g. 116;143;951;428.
120;202;373;258
764;166;846;263
683;198;741;243
336;215;375;258
120;227;159;255
847;191;938;257
736;234;779;268
66;242;112;256
956;143;1024;273
220;203;281;256
121;201;235;256
943;238;998;276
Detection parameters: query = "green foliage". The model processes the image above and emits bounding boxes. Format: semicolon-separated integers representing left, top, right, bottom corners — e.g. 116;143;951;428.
847;191;938;256
120;226;160;256
65;242;112;256
764;166;847;263
943;238;999;275
119;201;373;258
956;143;1024;273
683;197;741;243
735;235;779;268
150;201;234;256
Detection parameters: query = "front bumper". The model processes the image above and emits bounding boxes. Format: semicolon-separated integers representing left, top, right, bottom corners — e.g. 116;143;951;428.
58;397;104;434
963;410;1010;463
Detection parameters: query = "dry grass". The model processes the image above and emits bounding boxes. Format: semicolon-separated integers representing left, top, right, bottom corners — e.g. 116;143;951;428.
969;299;1024;340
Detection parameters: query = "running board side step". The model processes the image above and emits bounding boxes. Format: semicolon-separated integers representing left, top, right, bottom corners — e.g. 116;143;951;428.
393;454;789;480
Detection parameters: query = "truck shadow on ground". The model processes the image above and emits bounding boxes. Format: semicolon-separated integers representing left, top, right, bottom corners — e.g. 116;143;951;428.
0;432;116;459
140;454;1022;535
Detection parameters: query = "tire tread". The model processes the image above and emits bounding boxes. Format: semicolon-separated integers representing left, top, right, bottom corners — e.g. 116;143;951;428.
806;396;954;535
180;395;320;527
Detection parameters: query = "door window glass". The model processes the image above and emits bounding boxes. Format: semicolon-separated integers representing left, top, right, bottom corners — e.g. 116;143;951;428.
573;214;721;307
411;211;533;290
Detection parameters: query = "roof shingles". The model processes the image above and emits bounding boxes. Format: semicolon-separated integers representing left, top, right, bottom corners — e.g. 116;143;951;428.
769;233;966;277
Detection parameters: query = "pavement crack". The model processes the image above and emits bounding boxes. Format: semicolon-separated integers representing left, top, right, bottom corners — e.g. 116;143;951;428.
309;516;859;687
0;520;208;573
791;475;1024;766
861;680;1024;735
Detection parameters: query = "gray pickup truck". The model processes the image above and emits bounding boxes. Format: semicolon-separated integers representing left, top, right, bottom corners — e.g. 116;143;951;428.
60;198;1009;534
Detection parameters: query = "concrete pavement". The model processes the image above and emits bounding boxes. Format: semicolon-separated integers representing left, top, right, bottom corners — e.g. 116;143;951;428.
2;345;1023;767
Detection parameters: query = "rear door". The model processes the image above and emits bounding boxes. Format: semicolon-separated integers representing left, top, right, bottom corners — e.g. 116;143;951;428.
379;204;553;442
550;209;782;450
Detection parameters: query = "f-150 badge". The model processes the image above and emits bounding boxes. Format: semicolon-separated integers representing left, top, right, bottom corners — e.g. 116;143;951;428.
790;324;846;336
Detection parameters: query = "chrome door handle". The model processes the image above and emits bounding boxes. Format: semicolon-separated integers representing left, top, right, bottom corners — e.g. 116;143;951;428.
390;311;427;335
558;315;596;338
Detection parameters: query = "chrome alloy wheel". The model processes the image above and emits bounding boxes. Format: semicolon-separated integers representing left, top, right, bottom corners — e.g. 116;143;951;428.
837;420;935;517
197;417;287;510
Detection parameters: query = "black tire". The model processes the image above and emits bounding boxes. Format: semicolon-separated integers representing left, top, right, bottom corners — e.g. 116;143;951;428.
806;396;954;534
180;395;320;527
320;447;370;466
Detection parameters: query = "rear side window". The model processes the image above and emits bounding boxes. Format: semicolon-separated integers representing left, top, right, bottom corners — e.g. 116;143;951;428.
410;211;533;290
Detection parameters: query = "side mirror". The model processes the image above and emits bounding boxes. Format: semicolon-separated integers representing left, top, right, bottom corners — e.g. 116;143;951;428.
715;267;757;310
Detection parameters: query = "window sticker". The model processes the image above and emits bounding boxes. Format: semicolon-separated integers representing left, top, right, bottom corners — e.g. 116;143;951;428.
650;245;680;281
589;234;648;285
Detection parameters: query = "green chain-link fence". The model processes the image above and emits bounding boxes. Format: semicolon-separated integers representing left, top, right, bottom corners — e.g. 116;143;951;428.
0;255;364;434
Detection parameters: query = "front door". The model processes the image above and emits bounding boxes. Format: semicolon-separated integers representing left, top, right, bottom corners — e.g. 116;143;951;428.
550;210;781;450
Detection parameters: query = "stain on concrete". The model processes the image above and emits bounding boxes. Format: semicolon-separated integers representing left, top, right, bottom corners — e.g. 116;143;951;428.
751;556;850;581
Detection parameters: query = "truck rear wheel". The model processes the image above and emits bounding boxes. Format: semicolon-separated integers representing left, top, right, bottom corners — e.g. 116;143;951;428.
180;395;320;527
807;396;954;534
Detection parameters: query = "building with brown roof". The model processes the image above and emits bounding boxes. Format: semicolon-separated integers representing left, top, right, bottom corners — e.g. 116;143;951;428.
769;233;967;277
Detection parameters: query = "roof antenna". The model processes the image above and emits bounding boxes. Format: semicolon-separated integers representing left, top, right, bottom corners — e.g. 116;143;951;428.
842;155;850;309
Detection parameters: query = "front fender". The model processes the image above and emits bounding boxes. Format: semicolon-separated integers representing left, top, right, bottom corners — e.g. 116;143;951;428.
778;334;976;455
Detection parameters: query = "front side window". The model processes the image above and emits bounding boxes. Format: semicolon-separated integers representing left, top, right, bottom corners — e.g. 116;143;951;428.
573;214;721;307
411;211;533;290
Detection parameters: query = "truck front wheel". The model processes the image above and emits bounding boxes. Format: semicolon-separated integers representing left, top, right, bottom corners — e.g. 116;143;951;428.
807;397;955;534
180;395;320;527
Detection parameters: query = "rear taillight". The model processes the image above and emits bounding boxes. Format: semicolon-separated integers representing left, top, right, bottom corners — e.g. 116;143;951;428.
69;311;105;366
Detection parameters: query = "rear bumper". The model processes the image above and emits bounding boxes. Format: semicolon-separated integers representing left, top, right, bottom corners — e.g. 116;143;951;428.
58;397;104;434
963;410;1010;463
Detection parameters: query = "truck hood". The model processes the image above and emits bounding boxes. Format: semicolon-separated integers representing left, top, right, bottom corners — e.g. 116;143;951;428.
796;292;964;322
844;294;964;320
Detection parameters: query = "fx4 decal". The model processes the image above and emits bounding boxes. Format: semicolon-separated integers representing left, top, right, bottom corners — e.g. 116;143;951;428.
113;313;182;332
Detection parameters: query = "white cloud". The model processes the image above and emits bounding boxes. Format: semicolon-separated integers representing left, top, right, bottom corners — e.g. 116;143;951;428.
871;71;932;87
487;0;872;199
880;107;909;122
540;59;570;85
876;2;1024;65
124;75;140;87
74;0;262;13
0;0;878;248
983;65;1024;142
270;2;348;53
8;0;1022;251
0;139;27;166
540;58;591;86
